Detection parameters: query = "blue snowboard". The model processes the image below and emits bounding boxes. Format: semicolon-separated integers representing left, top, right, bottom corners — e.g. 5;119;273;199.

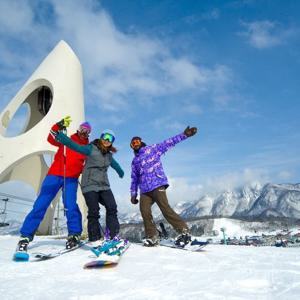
13;251;29;262
13;241;87;262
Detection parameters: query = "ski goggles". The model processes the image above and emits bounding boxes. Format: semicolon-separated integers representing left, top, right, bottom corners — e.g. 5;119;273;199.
130;138;142;149
100;132;115;143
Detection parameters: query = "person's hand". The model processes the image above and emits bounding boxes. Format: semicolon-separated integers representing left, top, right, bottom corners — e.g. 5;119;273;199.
57;116;72;130
119;170;125;178
131;196;139;204
184;126;197;137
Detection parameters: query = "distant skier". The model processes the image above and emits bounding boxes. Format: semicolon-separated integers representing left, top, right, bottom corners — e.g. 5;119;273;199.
54;124;124;247
16;117;91;254
130;126;197;247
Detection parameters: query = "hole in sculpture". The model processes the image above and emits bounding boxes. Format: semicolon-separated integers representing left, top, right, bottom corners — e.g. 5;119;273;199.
43;154;54;168
5;103;30;137
4;86;53;137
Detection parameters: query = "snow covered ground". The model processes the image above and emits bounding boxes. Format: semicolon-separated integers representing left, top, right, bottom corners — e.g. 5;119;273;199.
1;235;300;300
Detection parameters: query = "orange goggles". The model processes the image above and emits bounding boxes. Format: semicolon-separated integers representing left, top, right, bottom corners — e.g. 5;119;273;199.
130;138;142;148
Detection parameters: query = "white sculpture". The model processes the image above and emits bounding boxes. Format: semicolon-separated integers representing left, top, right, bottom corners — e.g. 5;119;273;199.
0;40;87;235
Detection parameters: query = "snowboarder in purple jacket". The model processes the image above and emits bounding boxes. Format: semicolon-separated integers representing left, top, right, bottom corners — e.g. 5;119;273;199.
130;126;197;247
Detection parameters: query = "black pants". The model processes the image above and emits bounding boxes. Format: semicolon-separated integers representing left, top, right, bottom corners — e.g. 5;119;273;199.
83;190;119;241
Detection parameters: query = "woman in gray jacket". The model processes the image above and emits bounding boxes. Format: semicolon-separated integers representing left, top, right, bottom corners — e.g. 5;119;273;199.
55;128;124;246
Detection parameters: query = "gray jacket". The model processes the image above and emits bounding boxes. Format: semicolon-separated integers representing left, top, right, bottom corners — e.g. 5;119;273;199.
55;133;124;194
81;144;113;193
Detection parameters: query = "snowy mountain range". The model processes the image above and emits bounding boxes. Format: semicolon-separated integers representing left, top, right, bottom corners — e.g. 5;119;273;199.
119;183;300;223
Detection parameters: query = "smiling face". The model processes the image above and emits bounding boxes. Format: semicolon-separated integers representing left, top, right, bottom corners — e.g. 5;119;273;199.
100;138;112;148
77;123;91;140
130;137;142;151
99;132;115;148
77;129;90;140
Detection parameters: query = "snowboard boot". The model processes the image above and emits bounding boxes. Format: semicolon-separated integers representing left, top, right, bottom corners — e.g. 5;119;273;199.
88;239;104;249
142;237;159;247
16;237;30;253
66;234;81;249
174;231;192;248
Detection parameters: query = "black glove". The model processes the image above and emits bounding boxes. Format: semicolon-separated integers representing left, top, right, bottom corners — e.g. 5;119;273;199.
131;196;139;205
184;126;197;137
56;116;72;131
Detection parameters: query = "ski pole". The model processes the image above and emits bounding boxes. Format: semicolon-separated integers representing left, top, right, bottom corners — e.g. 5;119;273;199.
62;128;67;217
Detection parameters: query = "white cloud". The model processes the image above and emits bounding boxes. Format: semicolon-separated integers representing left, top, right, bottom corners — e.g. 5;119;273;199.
0;0;33;34
153;169;269;206
184;8;220;24
50;1;235;112
162;58;206;89
208;65;234;105
239;20;295;49
0;0;236;122
182;103;203;115
153;117;186;132
167;177;203;205
277;170;293;181
202;168;270;193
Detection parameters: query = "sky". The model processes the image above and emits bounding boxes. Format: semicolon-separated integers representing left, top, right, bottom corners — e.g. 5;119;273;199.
0;0;300;217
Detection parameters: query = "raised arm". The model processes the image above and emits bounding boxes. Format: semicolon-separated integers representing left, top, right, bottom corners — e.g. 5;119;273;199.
48;116;73;147
153;126;197;155
110;157;124;178
47;124;61;147
55;132;92;156
153;133;187;155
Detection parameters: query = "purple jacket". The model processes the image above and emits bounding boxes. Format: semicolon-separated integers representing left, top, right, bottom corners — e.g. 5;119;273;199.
130;133;187;196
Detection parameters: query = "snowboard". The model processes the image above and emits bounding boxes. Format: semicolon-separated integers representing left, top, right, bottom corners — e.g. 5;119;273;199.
159;238;207;251
30;241;88;261
157;222;208;252
84;238;129;269
13;241;86;262
13;251;29;262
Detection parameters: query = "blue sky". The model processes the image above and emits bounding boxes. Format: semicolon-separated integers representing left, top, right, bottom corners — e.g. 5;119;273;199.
0;0;300;215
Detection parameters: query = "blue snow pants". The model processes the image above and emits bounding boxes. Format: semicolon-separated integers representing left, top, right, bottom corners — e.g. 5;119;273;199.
20;175;82;240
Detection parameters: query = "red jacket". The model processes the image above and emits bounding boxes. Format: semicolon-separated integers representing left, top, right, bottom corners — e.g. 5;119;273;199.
47;124;89;178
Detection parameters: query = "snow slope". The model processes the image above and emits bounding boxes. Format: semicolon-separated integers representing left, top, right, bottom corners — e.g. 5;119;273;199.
1;235;300;300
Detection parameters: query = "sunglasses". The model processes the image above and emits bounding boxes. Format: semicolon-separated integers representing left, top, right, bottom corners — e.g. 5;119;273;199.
130;139;141;148
78;128;90;136
101;133;115;143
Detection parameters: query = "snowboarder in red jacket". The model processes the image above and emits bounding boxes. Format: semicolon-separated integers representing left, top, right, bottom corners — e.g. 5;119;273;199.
16;117;91;254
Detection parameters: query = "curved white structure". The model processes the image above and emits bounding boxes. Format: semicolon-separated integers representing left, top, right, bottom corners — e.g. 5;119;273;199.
0;40;87;235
